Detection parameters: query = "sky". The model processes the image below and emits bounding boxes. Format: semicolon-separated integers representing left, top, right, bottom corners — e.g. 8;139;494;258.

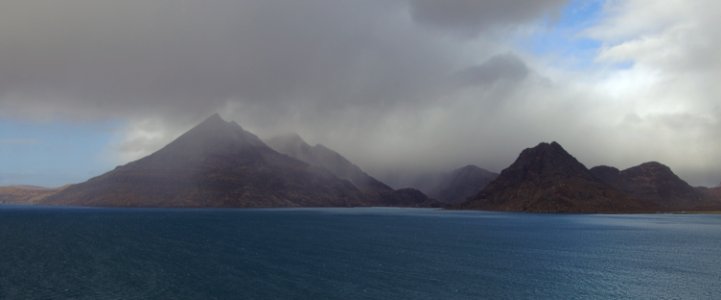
1;0;720;188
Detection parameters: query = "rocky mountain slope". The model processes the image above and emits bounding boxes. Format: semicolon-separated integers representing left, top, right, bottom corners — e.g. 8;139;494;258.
43;115;431;208
590;162;710;210
266;133;434;206
266;133;392;194
459;142;650;212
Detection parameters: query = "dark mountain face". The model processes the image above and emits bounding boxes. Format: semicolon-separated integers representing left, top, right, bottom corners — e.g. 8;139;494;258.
44;115;385;208
709;184;721;202
432;165;498;204
592;162;708;210
621;162;698;202
460;142;648;213
696;186;721;206
589;165;622;187
266;133;392;194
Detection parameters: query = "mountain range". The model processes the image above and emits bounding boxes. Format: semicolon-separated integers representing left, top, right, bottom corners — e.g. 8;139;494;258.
40;114;432;208
1;114;720;212
460;142;721;212
265;133;434;207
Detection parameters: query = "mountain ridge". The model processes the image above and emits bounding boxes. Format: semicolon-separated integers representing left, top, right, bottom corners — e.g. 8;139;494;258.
266;133;393;194
266;133;435;206
591;161;707;210
459;142;651;212
42;115;430;208
3;115;719;212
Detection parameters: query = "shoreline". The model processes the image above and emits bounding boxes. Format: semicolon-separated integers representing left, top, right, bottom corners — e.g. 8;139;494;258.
2;203;721;215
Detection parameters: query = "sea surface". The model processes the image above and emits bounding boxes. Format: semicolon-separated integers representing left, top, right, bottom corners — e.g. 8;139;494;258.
0;206;719;299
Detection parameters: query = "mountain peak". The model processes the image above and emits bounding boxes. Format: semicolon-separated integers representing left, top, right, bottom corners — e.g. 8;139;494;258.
616;161;699;206
43;117;391;208
526;141;565;154
511;141;590;179
197;113;226;126
140;113;268;165
622;161;677;179
187;114;226;134
458;164;480;172
635;161;671;172
460;141;639;212
207;112;223;121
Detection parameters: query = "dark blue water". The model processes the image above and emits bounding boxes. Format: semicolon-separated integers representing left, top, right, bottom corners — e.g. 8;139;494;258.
0;207;719;299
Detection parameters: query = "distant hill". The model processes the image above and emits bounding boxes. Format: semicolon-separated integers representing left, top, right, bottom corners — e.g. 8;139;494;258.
431;165;497;204
43;115;431;208
590;162;711;210
459;142;650;213
267;133;434;206
377;171;446;195
0;186;63;204
708;184;721;202
373;165;497;205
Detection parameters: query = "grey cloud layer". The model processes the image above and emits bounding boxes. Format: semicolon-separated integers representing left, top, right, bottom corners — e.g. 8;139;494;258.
1;0;719;186
0;0;565;120
0;1;440;119
410;0;567;36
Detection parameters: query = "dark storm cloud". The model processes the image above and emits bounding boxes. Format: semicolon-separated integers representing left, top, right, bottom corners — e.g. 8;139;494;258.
409;0;567;36
452;53;530;88
0;0;570;180
0;0;567;122
0;0;441;121
6;1;717;187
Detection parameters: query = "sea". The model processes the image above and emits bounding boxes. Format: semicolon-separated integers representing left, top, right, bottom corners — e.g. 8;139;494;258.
0;206;719;299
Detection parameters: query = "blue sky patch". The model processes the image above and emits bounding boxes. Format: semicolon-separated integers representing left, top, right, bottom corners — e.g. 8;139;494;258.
519;0;606;69
0;119;120;187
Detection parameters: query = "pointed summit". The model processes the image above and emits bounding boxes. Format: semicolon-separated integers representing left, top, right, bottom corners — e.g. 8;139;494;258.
204;112;224;123
189;113;233;133
44;115;435;208
143;114;266;166
191;113;248;134
43;117;382;208
460;142;647;212
189;113;239;134
502;141;595;181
